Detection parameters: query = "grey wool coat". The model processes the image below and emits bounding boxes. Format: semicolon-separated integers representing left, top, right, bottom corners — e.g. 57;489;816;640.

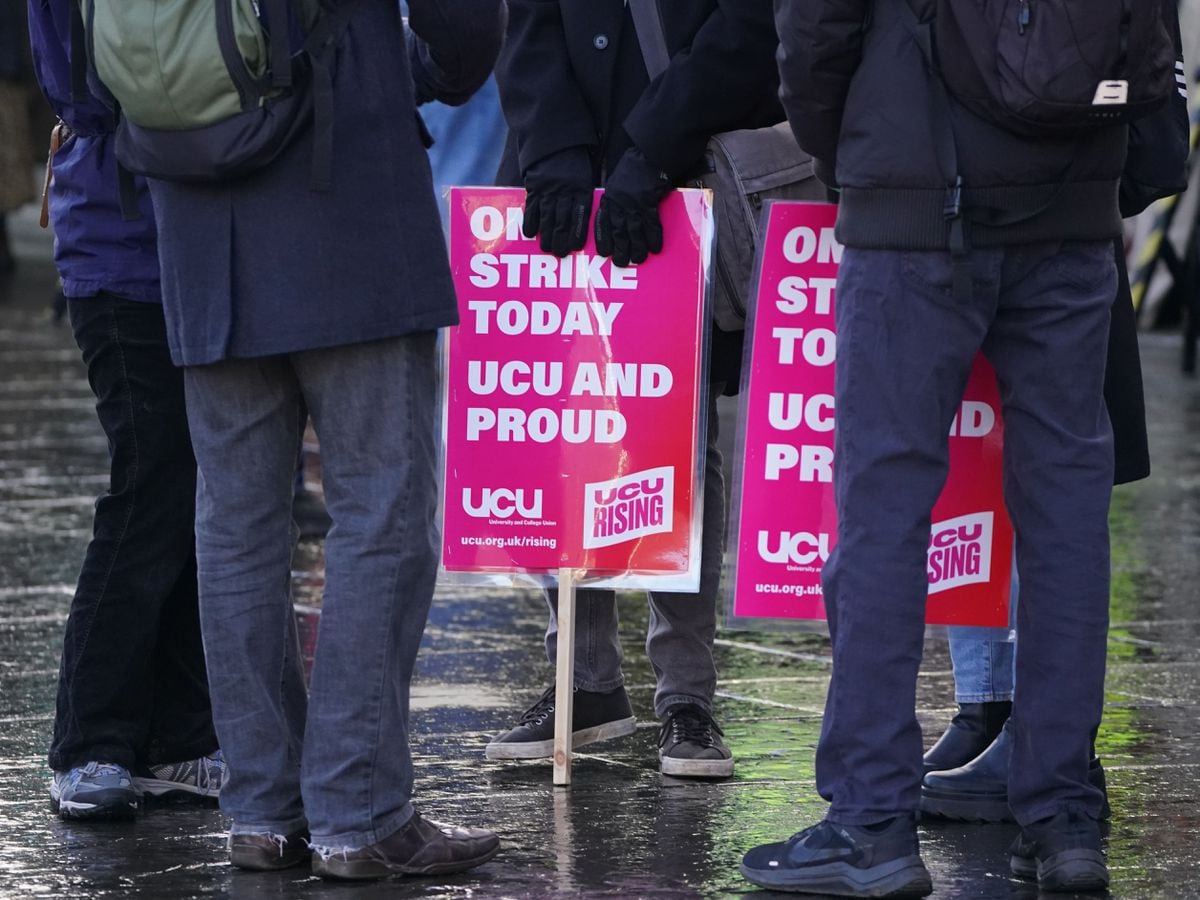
150;0;504;366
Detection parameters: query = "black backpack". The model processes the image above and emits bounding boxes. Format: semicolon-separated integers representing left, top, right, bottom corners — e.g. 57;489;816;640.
924;0;1177;136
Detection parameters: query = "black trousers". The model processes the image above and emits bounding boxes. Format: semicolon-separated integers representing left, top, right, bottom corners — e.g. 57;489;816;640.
49;294;216;772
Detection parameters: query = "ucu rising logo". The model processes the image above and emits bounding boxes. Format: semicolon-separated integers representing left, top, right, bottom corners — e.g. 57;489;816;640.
583;466;674;549
757;531;831;566
462;487;544;519
927;512;993;594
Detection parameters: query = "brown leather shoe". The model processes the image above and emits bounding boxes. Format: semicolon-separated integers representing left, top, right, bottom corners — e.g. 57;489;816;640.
229;829;311;871
311;812;500;880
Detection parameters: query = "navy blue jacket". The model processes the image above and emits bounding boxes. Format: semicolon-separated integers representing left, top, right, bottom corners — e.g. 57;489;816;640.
26;0;160;303
149;0;503;365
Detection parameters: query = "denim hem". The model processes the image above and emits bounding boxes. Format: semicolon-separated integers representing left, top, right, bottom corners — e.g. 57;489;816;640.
308;801;414;850
575;675;624;693
655;694;714;720
954;691;1015;704
231;816;309;836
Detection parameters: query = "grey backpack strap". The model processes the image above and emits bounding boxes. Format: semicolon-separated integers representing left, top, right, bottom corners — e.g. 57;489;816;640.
627;0;670;79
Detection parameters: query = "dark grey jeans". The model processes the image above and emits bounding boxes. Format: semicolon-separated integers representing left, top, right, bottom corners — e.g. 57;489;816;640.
544;388;725;718
817;243;1115;827
183;334;440;848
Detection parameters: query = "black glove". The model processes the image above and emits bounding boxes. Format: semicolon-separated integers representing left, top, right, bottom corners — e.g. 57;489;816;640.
522;147;594;257
595;148;672;267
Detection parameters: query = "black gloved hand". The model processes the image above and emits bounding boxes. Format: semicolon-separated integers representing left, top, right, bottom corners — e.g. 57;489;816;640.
595;148;672;267
522;147;595;257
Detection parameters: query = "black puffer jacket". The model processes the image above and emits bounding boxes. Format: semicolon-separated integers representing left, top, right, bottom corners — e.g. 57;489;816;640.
774;0;1129;250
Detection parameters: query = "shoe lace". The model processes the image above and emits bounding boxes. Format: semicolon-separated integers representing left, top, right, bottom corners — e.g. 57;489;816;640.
81;762;127;779
517;686;558;726
199;751;227;791
659;705;723;749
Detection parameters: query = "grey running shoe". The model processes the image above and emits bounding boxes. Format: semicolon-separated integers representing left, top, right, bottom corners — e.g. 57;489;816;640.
134;750;226;800
659;704;734;779
50;762;139;820
485;685;636;760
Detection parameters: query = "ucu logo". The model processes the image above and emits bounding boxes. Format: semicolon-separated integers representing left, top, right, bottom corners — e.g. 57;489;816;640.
462;487;544;519
757;531;831;565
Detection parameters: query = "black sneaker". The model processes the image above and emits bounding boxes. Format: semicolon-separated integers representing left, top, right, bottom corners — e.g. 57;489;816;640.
658;704;734;779
1010;810;1109;893
484;685;636;760
741;815;933;897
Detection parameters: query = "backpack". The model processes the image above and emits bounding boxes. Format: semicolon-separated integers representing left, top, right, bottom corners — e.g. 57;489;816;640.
925;0;1177;136
74;0;359;188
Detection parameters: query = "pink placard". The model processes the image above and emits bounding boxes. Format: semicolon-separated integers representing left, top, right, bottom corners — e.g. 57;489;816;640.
441;187;711;587
730;202;1013;627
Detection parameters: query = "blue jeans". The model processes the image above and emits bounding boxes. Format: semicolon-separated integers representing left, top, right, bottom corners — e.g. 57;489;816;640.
544;388;724;718
817;243;1115;827
947;562;1018;704
184;334;440;848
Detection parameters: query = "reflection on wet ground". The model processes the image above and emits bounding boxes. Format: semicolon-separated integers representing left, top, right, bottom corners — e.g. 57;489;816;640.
2;260;1198;897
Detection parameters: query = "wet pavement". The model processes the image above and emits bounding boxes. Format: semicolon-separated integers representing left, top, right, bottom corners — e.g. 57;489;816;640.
1;234;1199;898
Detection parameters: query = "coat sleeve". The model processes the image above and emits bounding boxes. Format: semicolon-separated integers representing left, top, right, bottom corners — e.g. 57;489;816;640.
406;0;507;107
773;0;870;176
622;0;781;180
1118;0;1191;218
496;0;602;177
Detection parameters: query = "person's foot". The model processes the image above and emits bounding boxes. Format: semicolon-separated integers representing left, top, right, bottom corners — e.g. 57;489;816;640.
230;828;312;871
1010;810;1109;893
134;750;227;800
658;704;733;779
741;815;932;897
49;762;140;820
921;724;1111;822
311;811;500;880
922;701;1011;773
484;684;636;760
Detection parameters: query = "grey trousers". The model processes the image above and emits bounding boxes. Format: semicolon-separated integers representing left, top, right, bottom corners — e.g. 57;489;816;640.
544;388;725;718
816;243;1115;827
184;334;440;848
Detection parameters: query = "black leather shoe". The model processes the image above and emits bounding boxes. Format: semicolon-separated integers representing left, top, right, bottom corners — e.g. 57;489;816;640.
311;812;500;880
922;701;1011;773
229;829;311;871
1010;810;1108;892
922;724;1111;822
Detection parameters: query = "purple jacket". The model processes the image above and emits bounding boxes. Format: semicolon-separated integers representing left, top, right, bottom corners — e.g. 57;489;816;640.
26;0;160;303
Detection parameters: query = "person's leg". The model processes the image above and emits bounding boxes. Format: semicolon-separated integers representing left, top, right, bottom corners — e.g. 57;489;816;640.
50;296;215;792
184;356;309;839
743;247;997;895
646;386;722;717
647;387;732;777
545;588;625;692
291;334;433;844
984;241;1115;826
815;247;997;825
